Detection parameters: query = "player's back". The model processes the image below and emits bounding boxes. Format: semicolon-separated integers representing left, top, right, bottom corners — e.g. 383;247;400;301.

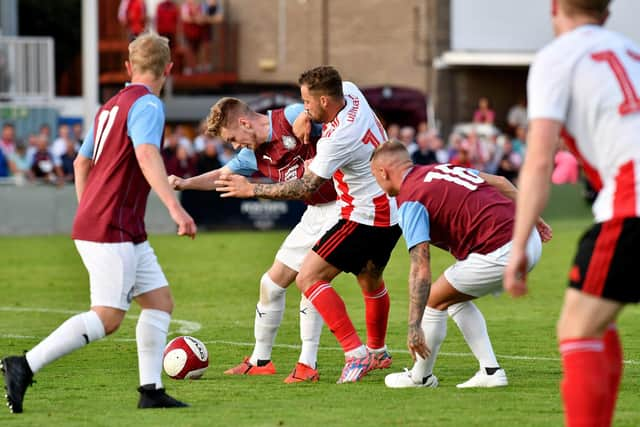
72;85;155;243
396;164;514;260
310;81;397;226
530;25;640;221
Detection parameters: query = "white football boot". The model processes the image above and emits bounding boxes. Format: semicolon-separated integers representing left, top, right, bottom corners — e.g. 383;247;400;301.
384;368;438;388
456;368;508;388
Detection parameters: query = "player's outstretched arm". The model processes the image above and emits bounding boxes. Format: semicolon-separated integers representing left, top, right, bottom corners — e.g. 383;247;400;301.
169;165;233;191
407;242;432;361
136;143;197;239
480;171;553;243
215;168;327;200
504;118;561;297
73;154;93;202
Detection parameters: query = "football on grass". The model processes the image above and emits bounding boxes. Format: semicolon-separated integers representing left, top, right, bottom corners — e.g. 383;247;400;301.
163;336;209;379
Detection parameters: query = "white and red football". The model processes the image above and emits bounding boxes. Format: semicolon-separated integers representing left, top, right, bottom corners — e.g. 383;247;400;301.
163;336;209;380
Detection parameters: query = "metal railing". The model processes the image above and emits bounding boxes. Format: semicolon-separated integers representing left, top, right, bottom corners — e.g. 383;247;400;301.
0;36;55;101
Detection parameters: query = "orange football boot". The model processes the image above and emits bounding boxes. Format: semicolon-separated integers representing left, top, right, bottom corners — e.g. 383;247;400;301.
284;362;320;383
224;357;276;375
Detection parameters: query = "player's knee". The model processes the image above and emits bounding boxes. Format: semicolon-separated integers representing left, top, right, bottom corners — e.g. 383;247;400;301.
295;271;314;293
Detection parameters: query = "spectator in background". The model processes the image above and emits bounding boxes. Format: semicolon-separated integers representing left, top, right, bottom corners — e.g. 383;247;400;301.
7;141;32;183
552;140;579;185
72;123;84;145
496;137;522;184
175;124;195;155
155;0;179;52
411;131;437;165
0;123;16;157
196;139;221;173
31;134;60;184
512;126;527;158
507;98;528;135
51;124;77;164
386;123;400;141
473;97;495;125
181;0;205;75
193;118;221;153
59;138;78;183
416;121;428;134
162;129;179;166
39;123;51;140
0;145;8;178
119;0;147;41
165;144;197;178
200;0;225;72
430;133;449;164
399;126;417;155
25;133;39;165
450;140;472;168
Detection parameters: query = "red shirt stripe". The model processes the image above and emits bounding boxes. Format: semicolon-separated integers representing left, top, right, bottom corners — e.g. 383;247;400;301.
613;160;637;218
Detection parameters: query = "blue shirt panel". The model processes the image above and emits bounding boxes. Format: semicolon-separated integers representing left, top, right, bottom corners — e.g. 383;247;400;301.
226;148;258;176
398;201;431;250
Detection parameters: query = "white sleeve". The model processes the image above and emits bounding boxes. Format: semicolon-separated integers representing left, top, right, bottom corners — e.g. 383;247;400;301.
527;46;571;122
308;134;352;179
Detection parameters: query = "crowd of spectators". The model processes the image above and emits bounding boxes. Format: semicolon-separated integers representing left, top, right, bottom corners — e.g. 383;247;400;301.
118;0;224;75
390;96;580;187
0;96;581;190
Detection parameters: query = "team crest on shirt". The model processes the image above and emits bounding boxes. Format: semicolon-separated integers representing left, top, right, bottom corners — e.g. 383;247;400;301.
282;135;297;150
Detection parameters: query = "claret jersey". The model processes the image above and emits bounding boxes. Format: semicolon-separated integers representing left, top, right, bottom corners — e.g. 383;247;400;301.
395;164;514;260
528;25;640;222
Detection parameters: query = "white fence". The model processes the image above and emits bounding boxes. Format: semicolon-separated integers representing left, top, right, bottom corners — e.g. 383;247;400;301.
0;36;55;101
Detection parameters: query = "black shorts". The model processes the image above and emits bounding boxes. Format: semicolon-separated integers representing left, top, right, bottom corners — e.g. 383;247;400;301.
569;217;640;303
313;219;401;275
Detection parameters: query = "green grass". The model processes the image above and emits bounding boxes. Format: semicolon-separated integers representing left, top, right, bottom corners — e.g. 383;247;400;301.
1;184;639;426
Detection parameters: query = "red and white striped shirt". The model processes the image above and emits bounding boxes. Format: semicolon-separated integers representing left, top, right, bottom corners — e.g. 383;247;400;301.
528;25;640;222
309;82;398;226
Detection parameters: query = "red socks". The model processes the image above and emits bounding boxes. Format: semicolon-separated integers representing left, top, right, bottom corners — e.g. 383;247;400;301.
362;282;389;350
603;325;623;427
560;331;622;427
304;281;362;353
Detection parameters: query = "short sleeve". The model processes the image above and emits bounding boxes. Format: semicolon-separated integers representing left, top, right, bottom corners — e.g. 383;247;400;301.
527;47;571;122
78;123;95;159
226;148;258;176
308;135;351;179
283;104;305;125
398;201;430;250
127;94;165;148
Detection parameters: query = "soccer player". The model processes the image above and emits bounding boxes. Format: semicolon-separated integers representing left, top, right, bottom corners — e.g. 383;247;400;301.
0;32;197;413
370;141;550;388
216;66;401;383
169;97;338;382
504;1;639;425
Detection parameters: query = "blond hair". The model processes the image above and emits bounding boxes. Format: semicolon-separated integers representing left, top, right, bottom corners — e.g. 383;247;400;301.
128;32;171;78
559;0;610;19
370;140;411;163
205;97;253;137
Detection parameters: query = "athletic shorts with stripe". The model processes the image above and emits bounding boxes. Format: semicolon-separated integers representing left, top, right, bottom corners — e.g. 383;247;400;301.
569;217;640;303
312;219;402;275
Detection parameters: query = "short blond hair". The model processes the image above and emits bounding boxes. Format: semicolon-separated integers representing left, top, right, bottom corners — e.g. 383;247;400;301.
128;32;171;78
370;140;411;163
559;0;610;19
205;97;253;137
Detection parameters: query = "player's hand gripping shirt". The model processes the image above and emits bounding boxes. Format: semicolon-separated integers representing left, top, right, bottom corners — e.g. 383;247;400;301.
528;25;640;222
308;82;398;226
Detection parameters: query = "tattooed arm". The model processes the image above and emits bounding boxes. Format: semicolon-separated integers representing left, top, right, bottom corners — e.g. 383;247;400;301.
407;241;432;361
216;168;328;200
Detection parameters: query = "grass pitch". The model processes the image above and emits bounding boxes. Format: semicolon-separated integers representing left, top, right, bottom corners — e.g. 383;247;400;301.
1;185;639;426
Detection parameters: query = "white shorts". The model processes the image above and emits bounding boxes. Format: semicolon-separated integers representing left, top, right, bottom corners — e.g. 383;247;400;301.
275;201;340;271
444;230;542;297
74;240;168;310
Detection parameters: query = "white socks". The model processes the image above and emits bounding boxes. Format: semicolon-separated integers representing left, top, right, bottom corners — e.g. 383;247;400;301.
448;301;499;369
250;273;287;365
298;295;323;367
26;310;106;374
411;307;448;379
345;345;368;359
136;309;171;389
